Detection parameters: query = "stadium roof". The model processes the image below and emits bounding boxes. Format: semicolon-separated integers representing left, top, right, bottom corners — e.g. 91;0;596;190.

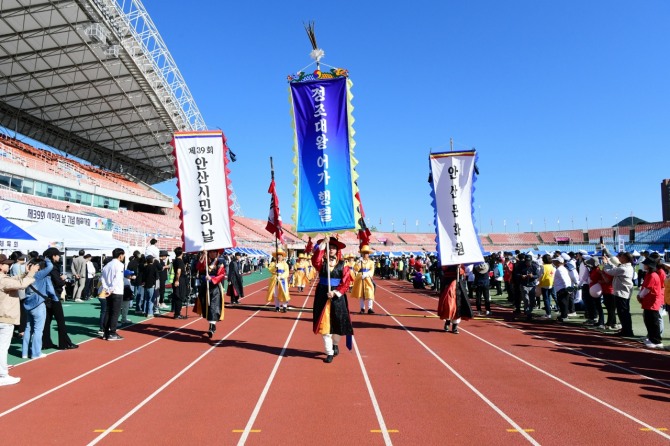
0;0;206;185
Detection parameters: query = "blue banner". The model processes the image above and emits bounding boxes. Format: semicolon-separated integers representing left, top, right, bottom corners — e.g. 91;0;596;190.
291;77;355;233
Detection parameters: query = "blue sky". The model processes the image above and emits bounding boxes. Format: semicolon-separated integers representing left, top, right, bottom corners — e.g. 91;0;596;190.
17;0;670;234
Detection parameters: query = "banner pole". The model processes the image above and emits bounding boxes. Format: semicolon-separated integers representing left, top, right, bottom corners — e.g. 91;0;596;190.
326;235;331;294
270;156;279;260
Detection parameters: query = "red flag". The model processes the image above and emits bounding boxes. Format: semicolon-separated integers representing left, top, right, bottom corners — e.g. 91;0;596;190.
355;191;371;248
265;179;285;244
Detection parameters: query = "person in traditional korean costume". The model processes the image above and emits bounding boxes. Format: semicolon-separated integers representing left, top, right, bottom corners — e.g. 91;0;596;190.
437;264;472;334
267;248;290;312
311;237;353;363
195;250;226;338
352;245;376;314
292;254;308;292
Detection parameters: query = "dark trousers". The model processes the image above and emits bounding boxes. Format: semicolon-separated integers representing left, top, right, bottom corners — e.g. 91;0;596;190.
493;279;502;295
557;288;573;320
616;297;634;336
158;279;166;304
603;294;617;326
568;289;576;313
513;282;522;311
172;282;186;317
83;278;93;299
104;293;123;337
643;309;662;344
43;300;72;348
475;285;491;312
582;285;593;320
588;295;604;325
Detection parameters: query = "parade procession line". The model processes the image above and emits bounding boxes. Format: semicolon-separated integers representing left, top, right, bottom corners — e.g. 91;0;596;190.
375;281;670;445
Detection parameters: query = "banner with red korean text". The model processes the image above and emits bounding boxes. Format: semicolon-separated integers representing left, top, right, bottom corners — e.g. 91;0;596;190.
429;150;484;266
172;130;235;252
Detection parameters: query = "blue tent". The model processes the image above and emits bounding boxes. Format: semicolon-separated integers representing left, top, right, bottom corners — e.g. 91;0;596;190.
0;216;36;241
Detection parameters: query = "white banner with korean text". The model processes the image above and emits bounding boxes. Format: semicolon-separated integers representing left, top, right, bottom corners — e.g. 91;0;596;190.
430;150;484;266
173;131;235;252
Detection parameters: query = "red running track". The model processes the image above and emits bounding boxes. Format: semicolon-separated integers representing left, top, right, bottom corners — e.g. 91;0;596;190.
1;277;669;445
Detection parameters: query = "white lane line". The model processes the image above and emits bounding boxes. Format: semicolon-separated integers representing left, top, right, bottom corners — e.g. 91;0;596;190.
237;283;315;445
462;327;670;440
373;299;539;446
493;321;670;390
2;285;267;417
352;337;393;446
0;318;200;419
88;306;265;446
377;284;670;441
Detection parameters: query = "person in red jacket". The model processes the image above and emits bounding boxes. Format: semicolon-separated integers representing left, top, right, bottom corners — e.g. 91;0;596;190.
638;257;664;349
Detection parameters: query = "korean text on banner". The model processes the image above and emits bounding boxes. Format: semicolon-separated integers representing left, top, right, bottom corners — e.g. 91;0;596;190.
291;77;356;234
173;131;235;252
430;150;484;266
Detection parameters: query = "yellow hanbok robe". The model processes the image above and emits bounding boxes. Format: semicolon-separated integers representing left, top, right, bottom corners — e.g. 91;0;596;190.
266;261;290;303
292;259;308;288
352;259;375;300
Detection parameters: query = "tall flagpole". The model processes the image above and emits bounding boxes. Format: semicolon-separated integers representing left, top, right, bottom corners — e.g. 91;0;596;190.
270;157;278;257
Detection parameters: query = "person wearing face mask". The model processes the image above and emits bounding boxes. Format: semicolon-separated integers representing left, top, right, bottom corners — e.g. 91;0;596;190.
311;237;354;364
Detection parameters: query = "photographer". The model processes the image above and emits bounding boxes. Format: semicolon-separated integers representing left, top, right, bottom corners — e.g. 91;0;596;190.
21;256;55;359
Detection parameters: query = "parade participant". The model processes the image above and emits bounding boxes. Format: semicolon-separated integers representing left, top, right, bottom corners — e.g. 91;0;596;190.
437;264;472;334
307;253;317;282
311;237;354;363
0;254;38;385
352;245;376;314
195;250;226;338
293;253;308;292
267;248;290;312
227;252;244;305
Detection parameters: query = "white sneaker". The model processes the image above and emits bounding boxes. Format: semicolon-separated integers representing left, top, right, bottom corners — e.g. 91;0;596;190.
540;314;552;319
644;340;664;349
0;375;21;386
567;312;578;317
74;298;84;303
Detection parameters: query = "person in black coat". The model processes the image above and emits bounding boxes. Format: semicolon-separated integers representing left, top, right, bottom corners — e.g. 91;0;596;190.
227;252;244;304
42;248;78;350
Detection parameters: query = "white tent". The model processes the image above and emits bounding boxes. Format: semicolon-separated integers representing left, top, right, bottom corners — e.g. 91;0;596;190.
25;221;128;256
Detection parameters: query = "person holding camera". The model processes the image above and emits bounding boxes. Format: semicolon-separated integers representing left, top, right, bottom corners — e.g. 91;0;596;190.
21;256;56;359
0;253;38;385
